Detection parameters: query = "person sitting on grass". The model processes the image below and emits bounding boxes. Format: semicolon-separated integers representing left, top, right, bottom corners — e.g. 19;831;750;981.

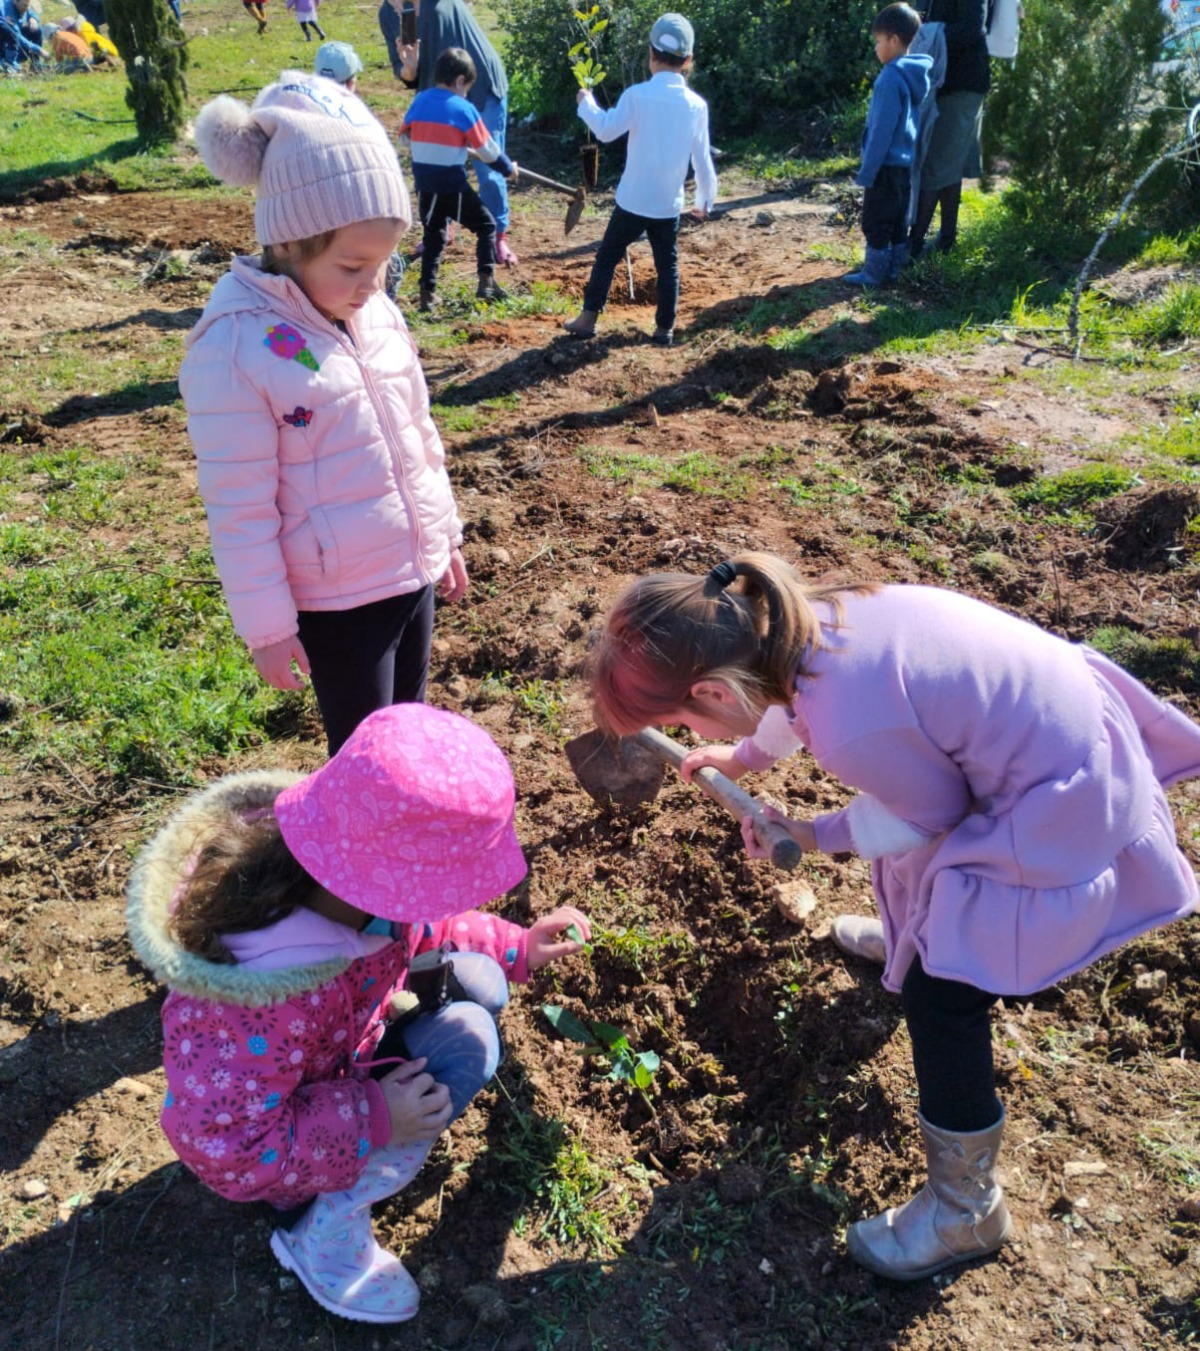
562;12;717;349
843;3;932;288
399;45;519;313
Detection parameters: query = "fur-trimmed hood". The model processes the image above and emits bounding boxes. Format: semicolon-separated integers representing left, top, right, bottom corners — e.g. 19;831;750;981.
126;770;357;1007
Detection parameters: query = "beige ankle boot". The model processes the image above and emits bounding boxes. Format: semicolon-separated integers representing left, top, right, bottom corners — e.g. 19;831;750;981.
830;914;886;965
563;309;598;338
847;1110;1011;1280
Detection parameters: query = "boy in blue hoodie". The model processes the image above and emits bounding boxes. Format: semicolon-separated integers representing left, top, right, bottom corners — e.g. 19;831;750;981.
844;3;933;287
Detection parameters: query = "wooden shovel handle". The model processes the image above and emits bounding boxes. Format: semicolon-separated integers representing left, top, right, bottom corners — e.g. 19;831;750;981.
634;728;803;871
518;166;582;198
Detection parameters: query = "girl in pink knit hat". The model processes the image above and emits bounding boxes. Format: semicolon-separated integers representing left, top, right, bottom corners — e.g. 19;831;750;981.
126;704;591;1324
181;71;466;755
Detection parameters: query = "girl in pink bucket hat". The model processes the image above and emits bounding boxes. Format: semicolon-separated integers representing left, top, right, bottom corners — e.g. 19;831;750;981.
127;704;590;1324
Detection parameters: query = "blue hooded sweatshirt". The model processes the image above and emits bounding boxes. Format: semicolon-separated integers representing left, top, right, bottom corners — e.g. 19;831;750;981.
856;53;934;188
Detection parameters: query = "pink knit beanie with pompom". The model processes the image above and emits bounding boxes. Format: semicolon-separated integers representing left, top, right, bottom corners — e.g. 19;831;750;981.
192;70;410;245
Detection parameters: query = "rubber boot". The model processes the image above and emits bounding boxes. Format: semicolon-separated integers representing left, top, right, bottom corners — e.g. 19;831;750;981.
886;242;909;282
563;308;598;338
270;1140;433;1323
843;245;891;288
476;270;507;302
418;287;438;314
908;187;939;260
847;1110;1012;1281
830;915;886;965
935;182;962;253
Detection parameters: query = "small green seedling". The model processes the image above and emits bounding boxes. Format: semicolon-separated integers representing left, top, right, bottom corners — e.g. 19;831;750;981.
542;1005;660;1090
568;5;608;90
565;923;593;955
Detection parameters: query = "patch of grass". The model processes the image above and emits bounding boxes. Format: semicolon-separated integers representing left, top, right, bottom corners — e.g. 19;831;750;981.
1089;626;1200;696
1125;282;1200;346
592;924;697;978
491;1101;624;1256
1012;464;1136;512
477;670;568;737
579;446;751;499
0;532;295;779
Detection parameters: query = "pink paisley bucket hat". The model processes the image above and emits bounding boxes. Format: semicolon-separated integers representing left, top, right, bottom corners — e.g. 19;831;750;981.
274;705;528;922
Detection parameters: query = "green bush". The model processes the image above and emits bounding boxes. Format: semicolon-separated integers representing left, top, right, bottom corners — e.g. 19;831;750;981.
986;0;1175;230
497;0;878;133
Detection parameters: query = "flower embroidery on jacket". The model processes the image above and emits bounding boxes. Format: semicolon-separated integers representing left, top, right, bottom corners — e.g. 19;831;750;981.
282;406;313;428
264;322;320;371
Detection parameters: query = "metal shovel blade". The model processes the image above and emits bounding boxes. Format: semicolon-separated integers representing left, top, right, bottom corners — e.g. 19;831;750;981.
564;190;586;236
565;727;664;809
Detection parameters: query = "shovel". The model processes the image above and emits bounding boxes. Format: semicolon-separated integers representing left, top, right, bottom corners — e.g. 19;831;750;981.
565;726;803;871
518;166;587;235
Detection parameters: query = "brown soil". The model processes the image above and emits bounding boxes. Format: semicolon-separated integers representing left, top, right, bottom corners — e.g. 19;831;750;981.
2;169;1200;1351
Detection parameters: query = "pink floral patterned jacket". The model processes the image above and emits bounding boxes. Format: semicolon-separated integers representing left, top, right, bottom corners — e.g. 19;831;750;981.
126;771;530;1207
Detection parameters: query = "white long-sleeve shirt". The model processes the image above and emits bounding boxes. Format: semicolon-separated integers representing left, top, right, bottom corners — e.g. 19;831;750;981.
577;71;718;218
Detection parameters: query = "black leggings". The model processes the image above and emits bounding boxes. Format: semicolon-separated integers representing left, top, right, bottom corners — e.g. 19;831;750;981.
901;957;1002;1133
296;586;434;755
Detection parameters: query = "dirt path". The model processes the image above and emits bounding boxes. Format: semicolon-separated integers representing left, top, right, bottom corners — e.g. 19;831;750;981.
1;175;1199;1351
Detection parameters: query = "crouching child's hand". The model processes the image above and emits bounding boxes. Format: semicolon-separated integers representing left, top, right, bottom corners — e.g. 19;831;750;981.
526;906;592;971
379;1056;453;1144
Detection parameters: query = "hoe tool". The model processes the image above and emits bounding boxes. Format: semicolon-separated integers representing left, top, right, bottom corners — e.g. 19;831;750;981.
518;166;588;235
565;726;803;871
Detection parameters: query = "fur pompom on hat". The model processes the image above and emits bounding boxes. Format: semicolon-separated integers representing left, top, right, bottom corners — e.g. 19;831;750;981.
192;70;411;245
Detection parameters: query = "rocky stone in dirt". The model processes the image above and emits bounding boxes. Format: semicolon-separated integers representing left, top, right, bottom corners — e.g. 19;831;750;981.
1134;969;1168;997
0;1039;32;1083
715;1163;764;1204
771;878;818;924
18;1178;48;1199
112;1076;152;1099
1179;1194;1200;1222
461;1283;508;1325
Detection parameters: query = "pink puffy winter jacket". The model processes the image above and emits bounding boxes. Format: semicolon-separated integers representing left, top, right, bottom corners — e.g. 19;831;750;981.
179;258;462;651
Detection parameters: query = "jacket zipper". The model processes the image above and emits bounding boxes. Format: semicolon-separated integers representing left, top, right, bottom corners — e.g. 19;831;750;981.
345;316;425;571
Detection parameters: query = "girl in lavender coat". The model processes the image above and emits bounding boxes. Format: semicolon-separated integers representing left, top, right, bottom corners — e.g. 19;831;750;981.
586;550;1200;1283
126;704;591;1324
181;72;468;754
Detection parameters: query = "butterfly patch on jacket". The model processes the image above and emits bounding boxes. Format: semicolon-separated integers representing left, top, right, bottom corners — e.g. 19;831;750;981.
282;406;314;429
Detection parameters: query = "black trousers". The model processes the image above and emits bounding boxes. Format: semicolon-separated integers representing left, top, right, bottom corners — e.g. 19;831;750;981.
861;164;911;251
901;956;1002;1133
296;586;434;754
418;187;497;292
583;204;680;331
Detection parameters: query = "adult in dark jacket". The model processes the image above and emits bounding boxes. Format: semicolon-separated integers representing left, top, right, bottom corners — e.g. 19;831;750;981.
388;0;518;265
909;0;989;257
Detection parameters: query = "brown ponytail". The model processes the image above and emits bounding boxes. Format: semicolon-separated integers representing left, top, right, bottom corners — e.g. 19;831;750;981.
586;551;876;736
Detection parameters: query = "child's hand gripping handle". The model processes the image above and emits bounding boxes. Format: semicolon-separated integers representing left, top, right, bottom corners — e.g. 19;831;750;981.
635;727;803;871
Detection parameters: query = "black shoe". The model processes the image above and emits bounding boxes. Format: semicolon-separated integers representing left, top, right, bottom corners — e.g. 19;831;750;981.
476;274;507;302
652;327;674;347
418;288;438;313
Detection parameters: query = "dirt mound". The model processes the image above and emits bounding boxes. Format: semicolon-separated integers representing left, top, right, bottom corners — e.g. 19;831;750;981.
1095;483;1200;572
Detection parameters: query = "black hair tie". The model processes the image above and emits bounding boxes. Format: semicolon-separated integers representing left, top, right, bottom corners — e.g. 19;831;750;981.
707;560;738;591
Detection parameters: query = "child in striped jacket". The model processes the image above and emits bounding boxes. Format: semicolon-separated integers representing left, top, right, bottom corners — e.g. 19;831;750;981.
399;45;518;312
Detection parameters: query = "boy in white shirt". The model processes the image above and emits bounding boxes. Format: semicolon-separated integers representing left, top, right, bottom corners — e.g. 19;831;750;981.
563;12;717;347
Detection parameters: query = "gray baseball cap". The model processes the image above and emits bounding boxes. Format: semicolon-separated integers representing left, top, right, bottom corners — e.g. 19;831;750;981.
314;40;364;84
650;12;695;58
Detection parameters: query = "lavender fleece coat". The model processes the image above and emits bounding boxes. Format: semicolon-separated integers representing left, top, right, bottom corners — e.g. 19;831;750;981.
126;771;530;1208
735;587;1200;996
179;259;462;652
